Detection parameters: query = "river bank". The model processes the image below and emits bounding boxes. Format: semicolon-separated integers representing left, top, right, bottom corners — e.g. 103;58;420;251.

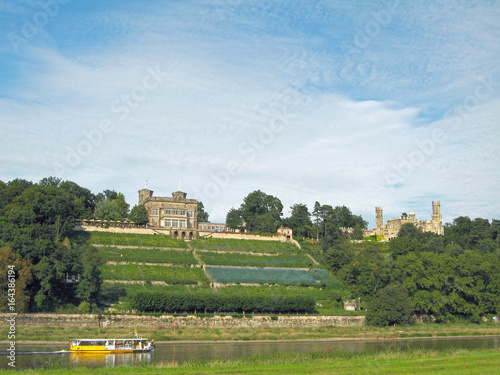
1;347;499;374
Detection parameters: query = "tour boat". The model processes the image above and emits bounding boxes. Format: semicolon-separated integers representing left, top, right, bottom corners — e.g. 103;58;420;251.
69;336;154;353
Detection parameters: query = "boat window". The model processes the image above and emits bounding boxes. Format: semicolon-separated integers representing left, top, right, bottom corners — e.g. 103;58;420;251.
79;340;106;346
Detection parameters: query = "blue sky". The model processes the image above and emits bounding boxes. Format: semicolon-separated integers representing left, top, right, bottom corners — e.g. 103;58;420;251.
1;0;499;227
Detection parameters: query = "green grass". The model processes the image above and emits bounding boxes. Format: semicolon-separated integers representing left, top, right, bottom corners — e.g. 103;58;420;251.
101;264;208;284
99;247;197;265
190;238;299;253
198;251;314;268
3;348;499;374
85;231;188;248
103;281;211;295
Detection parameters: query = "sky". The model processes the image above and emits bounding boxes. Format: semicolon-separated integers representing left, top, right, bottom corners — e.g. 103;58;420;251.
1;0;499;228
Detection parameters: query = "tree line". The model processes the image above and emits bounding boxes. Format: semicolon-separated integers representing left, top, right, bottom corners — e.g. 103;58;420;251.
225;190;367;240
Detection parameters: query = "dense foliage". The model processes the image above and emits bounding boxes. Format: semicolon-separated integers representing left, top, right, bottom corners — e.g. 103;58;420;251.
0;178;103;311
314;202;367;242
366;283;413;326
94;190;129;221
226;190;284;232
128;205;149;225
324;221;500;325
197;201;210;222
131;290;316;313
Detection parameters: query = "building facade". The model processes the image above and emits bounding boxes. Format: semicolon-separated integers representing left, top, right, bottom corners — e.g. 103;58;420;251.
138;188;198;239
277;226;293;241
364;201;444;240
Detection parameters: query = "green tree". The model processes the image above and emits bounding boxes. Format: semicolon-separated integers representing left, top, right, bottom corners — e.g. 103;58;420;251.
238;190;283;233
444;216;472;248
76;245;104;305
128;205;149;225
285;203;313;238
468;218;492;248
397;223;423;240
0;247;33;312
226;207;244;230
39;176;62;187
366;283;413;326
94;193;129;221
197;201;210;222
312;203;366;241
491;219;500;243
351;223;364;240
338;245;391;299
312;201;322;241
389;236;424;258
59;180;96;219
324;241;354;270
0;178;102;311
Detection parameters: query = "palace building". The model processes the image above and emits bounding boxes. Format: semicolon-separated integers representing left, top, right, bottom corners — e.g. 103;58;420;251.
138;187;198;240
364;201;443;241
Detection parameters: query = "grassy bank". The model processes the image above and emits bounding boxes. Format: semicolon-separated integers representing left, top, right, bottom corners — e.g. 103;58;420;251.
4;322;500;343
2;347;499;374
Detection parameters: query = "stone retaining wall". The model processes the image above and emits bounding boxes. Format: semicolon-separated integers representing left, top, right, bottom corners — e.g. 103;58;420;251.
1;313;365;329
74;225;158;234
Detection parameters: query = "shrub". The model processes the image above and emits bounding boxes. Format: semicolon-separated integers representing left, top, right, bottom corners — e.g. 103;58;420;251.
78;301;91;313
366;283;414;326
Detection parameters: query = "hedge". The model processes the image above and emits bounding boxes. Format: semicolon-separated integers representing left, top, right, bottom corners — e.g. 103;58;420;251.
131;291;316;314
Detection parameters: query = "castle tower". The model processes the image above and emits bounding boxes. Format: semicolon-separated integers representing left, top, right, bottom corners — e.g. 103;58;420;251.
432;201;441;219
172;191;187;201
376;207;383;235
431;201;443;235
138;188;153;205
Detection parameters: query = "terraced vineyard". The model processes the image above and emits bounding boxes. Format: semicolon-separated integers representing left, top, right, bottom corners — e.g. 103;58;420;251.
190;238;299;253
99;247;197;265
205;266;319;285
82;231;188;248
198;251;315;268
102;264;207;284
74;230;348;314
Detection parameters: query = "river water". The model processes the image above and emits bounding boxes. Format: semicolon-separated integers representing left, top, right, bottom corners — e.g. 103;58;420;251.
1;336;499;370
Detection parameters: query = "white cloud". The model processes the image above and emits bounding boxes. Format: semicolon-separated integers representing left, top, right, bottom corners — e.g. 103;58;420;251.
0;1;499;228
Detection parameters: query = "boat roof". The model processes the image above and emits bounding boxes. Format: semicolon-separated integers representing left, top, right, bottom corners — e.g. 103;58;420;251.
70;338;148;341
